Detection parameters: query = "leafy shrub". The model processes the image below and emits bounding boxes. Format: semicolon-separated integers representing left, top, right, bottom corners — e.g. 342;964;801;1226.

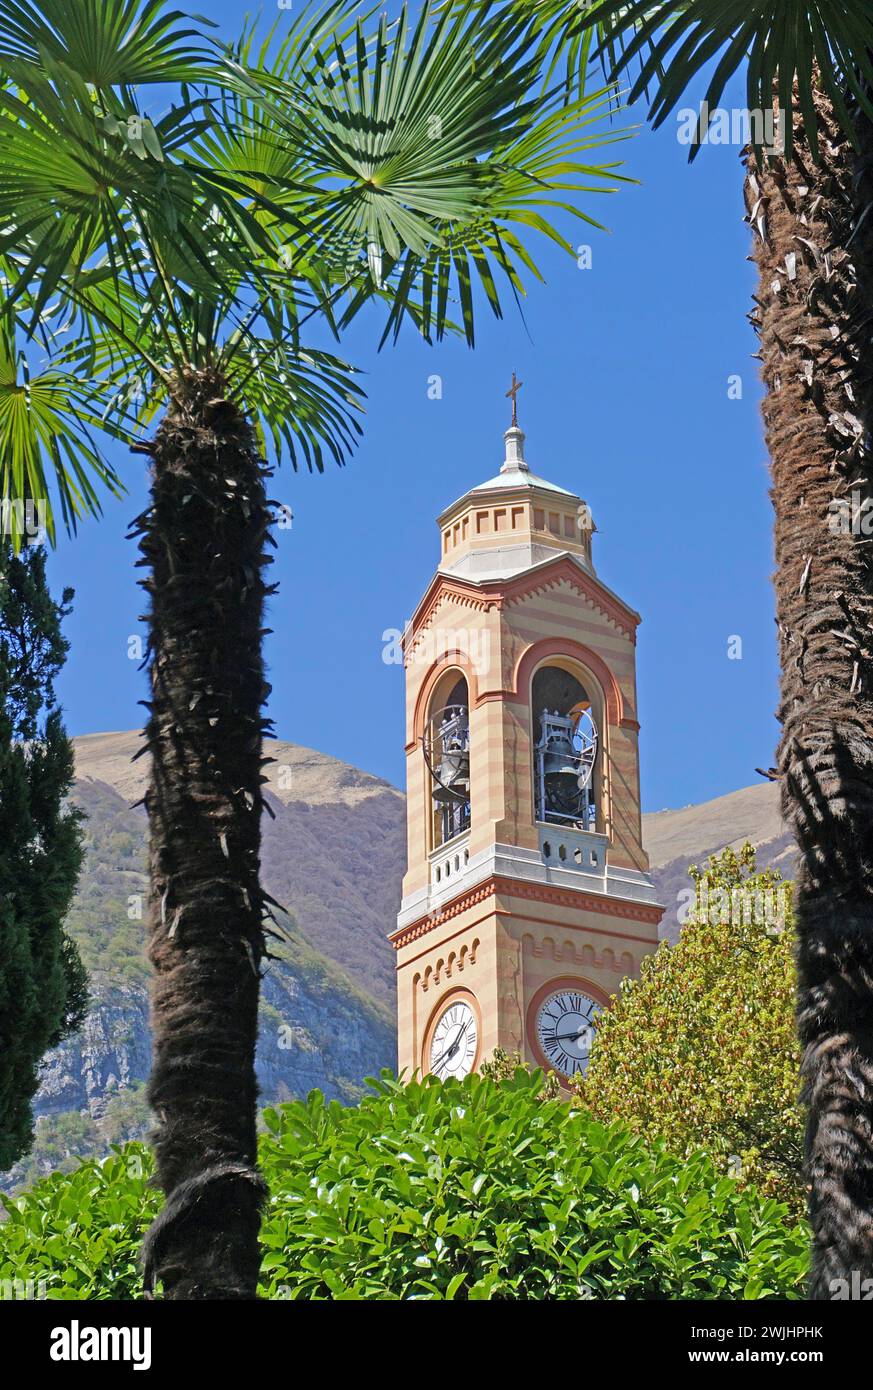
480;1047;561;1098
0;1150;157;1300
1;1071;808;1300
576;846;803;1214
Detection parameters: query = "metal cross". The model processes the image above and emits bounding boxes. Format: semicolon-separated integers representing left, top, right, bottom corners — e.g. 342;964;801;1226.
506;370;524;427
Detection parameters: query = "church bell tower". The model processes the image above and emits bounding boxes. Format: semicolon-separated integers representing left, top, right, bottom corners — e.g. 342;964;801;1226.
391;380;663;1084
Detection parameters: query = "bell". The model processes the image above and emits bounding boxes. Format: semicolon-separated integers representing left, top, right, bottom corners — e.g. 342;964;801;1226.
543;770;583;817
536;709;589;823
433;747;470;803
429;707;470;805
541;745;578;779
540;712;578;775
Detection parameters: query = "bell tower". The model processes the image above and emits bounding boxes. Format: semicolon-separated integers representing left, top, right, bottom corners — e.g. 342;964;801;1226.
391;383;663;1084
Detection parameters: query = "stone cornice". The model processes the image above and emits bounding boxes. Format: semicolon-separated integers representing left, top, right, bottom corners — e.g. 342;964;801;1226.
404;576;501;662
437;478;580;529
391;873;664;951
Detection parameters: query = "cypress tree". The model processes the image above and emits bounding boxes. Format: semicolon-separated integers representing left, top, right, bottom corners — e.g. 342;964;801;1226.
0;541;88;1170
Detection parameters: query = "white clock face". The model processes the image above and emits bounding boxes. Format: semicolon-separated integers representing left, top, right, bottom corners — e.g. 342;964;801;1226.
536;989;601;1078
429;999;478;1080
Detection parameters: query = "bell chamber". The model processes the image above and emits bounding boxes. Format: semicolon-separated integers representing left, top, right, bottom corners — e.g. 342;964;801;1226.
532;665;598;830
422;698;471;847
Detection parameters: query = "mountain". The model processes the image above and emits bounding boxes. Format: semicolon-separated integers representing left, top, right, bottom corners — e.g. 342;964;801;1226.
1;732;792;1191
1;733;404;1192
72;731;407;1008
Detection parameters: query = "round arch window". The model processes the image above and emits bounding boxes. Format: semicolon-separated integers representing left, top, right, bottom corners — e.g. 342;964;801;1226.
532;665;599;830
423;674;471;848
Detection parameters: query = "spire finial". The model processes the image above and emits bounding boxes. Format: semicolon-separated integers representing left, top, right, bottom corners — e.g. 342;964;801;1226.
506;370;523;428
501;371;528;474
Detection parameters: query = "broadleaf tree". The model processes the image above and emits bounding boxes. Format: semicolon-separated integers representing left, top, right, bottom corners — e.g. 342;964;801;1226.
576;846;804;1216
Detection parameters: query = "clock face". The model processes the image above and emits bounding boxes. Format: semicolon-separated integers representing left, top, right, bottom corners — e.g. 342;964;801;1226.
536;989;601;1079
429;999;478;1080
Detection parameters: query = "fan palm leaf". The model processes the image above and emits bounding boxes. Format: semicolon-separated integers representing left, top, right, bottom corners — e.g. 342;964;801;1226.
491;0;873;156
0;316;123;545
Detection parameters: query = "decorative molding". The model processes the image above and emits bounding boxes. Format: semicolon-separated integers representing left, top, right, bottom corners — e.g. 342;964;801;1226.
415;939;480;993
406;631;631;749
405;577;501;657
393;879;498;949
391;873;663;951
521;933;635;975
500;556;639;640
409;650;481;747
396;840;662;934
496;876;662;925
404;554;639;658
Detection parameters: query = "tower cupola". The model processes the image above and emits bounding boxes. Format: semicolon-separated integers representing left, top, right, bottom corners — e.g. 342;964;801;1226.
437;377;596;582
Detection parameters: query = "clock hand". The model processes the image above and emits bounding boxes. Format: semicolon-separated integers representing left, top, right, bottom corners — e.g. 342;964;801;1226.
440;1023;468;1063
432;1039;457;1075
446;1021;470;1057
432;1021;470;1071
552;1025;593;1044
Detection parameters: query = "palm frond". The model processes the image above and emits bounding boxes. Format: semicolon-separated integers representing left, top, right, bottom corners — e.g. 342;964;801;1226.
227;341;365;473
0;0;641;535
0;319;125;546
337;80;636;345
0;0;213;86
229;1;635;348
539;1;873;159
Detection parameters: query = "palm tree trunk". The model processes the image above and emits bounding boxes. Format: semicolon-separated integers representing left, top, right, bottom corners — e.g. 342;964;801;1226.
745;81;873;1296
133;367;272;1299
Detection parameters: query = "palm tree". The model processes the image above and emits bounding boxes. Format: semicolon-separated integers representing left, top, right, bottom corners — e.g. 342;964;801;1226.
504;0;873;1296
0;0;634;1297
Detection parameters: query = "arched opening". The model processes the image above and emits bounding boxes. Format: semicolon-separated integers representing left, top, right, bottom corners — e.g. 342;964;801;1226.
422;672;471;849
531;663;600;831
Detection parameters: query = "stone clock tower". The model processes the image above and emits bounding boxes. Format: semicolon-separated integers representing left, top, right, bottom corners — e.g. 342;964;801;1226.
390;382;664;1084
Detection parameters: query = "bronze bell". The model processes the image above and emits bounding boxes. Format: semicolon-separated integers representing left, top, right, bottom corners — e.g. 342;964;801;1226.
431;709;470;805
537;710;590;822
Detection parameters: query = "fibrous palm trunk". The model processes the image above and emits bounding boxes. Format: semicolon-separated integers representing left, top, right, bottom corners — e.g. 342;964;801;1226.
133;368;272;1299
745;81;873;1296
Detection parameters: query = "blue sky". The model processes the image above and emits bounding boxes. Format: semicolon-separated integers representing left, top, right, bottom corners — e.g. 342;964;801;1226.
47;5;776;813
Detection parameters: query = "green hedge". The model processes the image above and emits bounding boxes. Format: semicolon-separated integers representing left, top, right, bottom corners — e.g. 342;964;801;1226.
0;1071;808;1300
